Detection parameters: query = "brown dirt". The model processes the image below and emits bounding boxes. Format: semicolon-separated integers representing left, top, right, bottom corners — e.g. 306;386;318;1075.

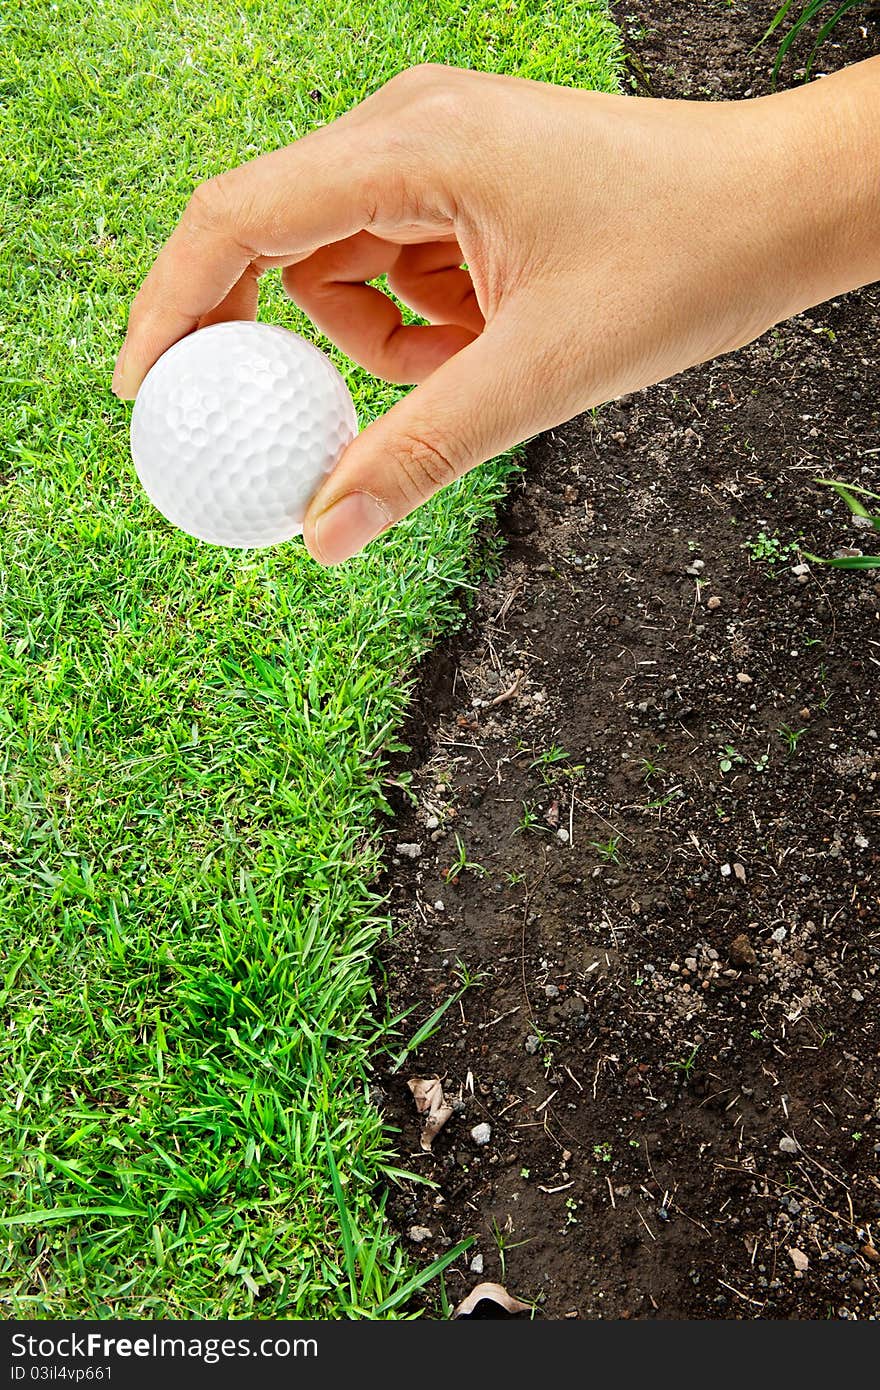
374;1;880;1320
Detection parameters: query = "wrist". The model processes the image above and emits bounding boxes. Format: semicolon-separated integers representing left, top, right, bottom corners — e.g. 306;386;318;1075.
746;57;880;318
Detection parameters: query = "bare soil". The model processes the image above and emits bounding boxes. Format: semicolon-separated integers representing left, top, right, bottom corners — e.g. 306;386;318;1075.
374;1;880;1319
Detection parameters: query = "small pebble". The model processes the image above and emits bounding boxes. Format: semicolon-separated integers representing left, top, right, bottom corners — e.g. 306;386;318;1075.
396;842;422;859
771;926;787;944
425;814;440;830
470;1123;492;1146
706;595;722;610
434;900;445;912
408;1226;433;1243
525;1034;541;1055
544;984;560;999
779;1136;800;1155
788;1248;809;1272
469;1253;484;1274
736;672;753;684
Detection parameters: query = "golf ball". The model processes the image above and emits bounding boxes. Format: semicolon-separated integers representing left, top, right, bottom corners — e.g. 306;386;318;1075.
130;320;357;548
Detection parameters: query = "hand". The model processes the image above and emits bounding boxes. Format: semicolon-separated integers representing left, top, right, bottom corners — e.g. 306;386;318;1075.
113;60;880;564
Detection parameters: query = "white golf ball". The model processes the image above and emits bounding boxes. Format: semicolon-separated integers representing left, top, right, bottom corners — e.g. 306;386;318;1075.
130;320;357;548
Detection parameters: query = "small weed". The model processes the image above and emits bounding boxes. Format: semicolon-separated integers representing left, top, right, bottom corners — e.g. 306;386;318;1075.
778;723;807;756
669;1044;701;1078
744;530;800;567
529;744;570;770
593;1141;613;1163
443;834;488;882
589;835;622;864
644;789;682;810
719;745;745;774
640;746;667;782
490;1219;531;1281
515;803;551;836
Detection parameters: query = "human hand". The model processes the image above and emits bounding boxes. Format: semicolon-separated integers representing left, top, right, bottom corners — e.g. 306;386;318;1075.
113;60;880;564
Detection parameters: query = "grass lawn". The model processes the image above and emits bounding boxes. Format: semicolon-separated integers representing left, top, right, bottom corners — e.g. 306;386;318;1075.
0;0;620;1317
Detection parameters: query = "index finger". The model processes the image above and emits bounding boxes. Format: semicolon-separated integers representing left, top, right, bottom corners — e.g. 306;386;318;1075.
112;123;378;398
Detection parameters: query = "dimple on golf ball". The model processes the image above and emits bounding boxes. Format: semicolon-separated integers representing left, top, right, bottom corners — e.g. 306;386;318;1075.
130;320;358;548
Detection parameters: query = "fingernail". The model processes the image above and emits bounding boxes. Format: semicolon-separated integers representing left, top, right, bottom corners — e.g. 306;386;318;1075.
312;492;392;565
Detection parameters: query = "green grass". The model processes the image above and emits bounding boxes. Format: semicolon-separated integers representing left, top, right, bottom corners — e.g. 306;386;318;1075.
0;0;621;1317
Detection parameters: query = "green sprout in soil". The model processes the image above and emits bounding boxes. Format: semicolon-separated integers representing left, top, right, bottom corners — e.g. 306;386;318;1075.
529;744;570;770
761;2;872;85
593;1141;613;1163
490;1219;531;1282
719;745;745;774
443;834;488;882
644;789;682;811
720;745;769;775
640;746;667;782
589;835;623;864
388;960;487;1074
564;1196;581;1227
744;530;800;567
669;1044;701;1078
778;723;807;756
804;478;880;569
515;803;552;835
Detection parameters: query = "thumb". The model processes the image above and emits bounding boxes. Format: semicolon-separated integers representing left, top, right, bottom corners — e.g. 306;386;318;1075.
303;311;552;566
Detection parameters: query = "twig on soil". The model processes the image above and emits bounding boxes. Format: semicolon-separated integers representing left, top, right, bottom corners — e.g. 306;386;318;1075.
477;1005;521;1030
636;1209;657;1242
534;1090;557;1115
718;1280;765;1309
491;583;524;626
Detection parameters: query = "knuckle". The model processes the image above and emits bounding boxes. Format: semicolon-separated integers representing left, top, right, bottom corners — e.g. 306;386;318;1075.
392;429;462;503
184;171;238;234
385;63;463;122
387;62;448;92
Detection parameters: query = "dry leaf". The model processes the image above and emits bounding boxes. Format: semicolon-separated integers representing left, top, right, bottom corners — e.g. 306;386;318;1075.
453;1281;532;1318
408;1076;454;1152
544;800;560;828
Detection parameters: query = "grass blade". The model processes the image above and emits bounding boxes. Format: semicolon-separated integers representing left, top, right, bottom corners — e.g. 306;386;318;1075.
323;1123;358;1299
373;1237;475;1315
